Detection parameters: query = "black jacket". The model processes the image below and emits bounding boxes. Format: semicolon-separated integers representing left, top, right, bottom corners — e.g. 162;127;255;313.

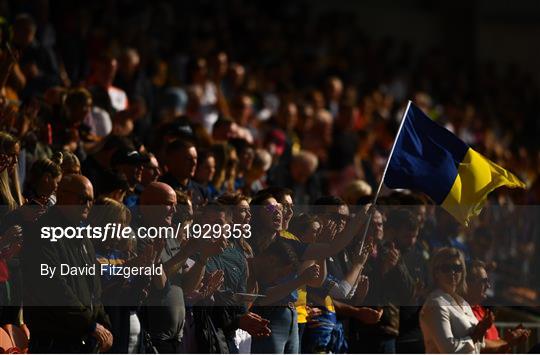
349;241;416;340
21;207;110;339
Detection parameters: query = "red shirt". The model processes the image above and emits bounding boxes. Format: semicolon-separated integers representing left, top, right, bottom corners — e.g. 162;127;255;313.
472;305;499;340
0;259;8;282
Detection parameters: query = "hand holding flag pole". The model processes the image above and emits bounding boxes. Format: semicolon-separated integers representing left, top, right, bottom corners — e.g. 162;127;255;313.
347;99;525;298
347;100;413;298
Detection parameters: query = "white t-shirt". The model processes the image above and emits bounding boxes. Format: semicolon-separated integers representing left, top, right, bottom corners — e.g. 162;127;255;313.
84;106;112;137
108;86;129;112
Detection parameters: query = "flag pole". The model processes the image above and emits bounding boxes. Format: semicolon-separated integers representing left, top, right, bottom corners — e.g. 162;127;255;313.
346;99;412;299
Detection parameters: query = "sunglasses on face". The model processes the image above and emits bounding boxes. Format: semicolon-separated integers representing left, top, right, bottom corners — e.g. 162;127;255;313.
438;264;464;274
264;203;282;214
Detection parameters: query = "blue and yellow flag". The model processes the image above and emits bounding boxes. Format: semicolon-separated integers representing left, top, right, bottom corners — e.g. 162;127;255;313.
385;102;525;225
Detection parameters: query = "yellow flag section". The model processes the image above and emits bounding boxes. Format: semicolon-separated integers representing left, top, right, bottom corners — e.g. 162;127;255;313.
442;148;526;226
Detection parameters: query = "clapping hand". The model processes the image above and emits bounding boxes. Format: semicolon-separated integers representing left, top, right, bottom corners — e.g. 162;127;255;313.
319;219;338;242
92;323;113;353
353;307;383;324
471;309;495;343
190;269;225;301
353;275;369;303
352;239;373;266
299;264;320;284
239;312;271;337
504;324;531;346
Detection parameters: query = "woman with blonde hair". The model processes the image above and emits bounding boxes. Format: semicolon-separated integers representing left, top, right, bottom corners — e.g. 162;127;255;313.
88;197;134;255
23;152;63;206
59;150;81;175
0;132;23;326
420;247;493;353
341;179;372;205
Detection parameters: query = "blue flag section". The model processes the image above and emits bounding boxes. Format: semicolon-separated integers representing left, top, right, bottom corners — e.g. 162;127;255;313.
385;103;468;204
384;102;525;225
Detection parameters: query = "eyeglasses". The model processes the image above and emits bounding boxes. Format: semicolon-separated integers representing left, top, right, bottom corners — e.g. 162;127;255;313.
438;264;464;274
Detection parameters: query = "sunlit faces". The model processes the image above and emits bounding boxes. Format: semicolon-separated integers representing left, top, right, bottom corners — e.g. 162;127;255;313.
261;197;283;232
316;203;349;235
7;142;20;173
80;183;94;220
140;183;178;226
468;266;491;303
187;147;198;178
38;172;63;199
141;155;161;185
169;147;198;180
281;194;294;230
370;210;384;241
161;192;177;226
60;182;94;220
436;258;464;294
195;155;216;183
235;199;251;225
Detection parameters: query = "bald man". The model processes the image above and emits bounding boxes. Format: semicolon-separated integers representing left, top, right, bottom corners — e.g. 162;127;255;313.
22;174;113;353
56;174;94;220
139;181;177;226
138;182;224;352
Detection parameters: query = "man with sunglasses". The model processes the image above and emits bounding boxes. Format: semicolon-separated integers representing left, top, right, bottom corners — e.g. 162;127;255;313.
465;260;531;353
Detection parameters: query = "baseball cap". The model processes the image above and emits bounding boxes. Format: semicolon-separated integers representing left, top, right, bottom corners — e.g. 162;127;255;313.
111;149;150;166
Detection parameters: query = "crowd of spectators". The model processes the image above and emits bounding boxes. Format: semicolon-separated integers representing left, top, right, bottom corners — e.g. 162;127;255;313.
0;0;538;353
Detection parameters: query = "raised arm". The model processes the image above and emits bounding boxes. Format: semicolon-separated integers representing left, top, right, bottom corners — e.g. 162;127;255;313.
301;209;368;261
